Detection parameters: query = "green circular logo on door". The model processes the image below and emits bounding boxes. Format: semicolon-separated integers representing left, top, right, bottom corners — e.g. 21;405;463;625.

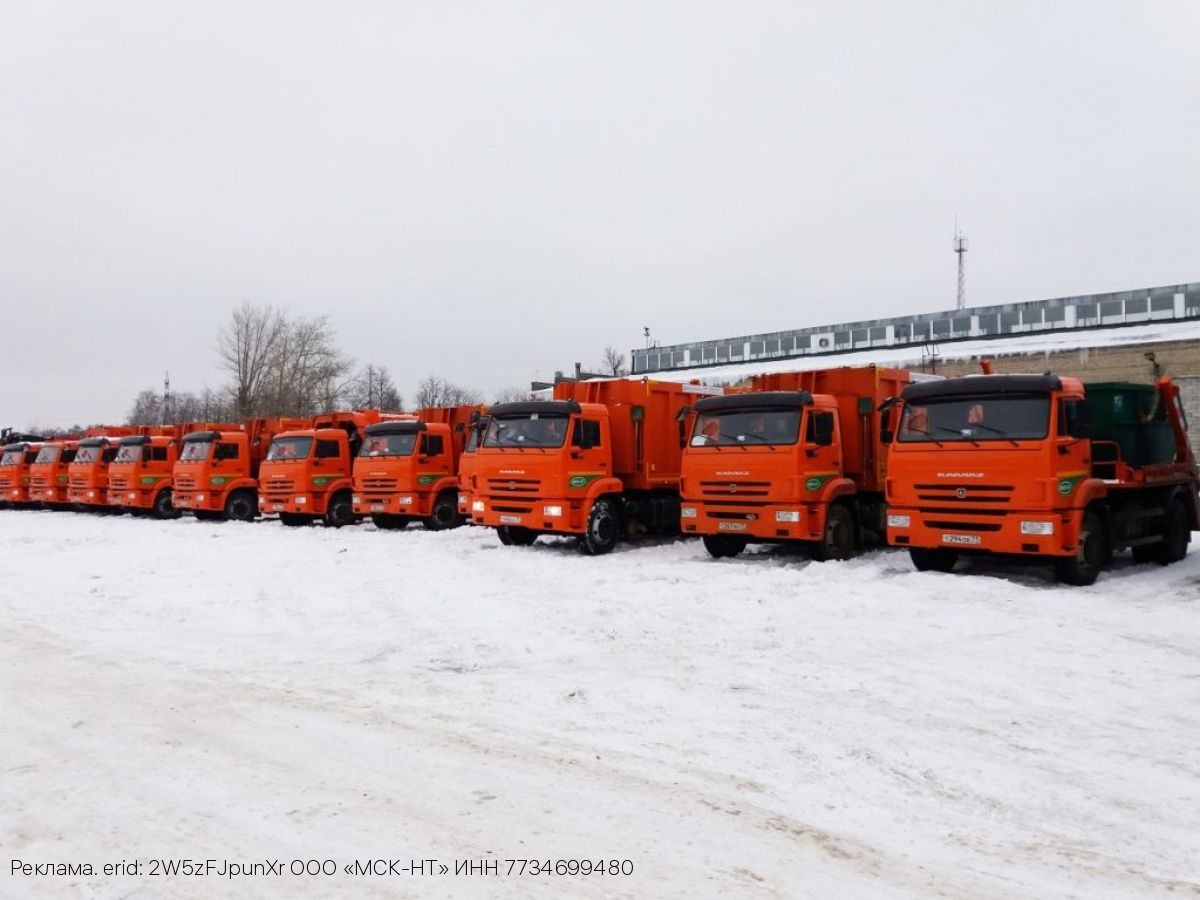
1058;479;1074;495
804;477;821;492
569;475;588;489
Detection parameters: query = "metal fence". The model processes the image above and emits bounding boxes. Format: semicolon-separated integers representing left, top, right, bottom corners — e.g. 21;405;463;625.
631;283;1200;375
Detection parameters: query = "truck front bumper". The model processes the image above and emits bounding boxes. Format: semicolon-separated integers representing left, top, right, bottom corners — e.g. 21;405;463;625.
886;507;1077;557
679;501;822;542
470;496;584;534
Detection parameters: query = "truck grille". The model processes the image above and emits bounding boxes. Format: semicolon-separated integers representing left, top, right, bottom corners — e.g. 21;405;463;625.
69;475;89;488
487;478;541;494
175;474;197;490
31;475;50;487
0;476;14;489
108;474;131;491
914;484;1014;505
700;480;772;497
264;479;294;492
360;477;397;490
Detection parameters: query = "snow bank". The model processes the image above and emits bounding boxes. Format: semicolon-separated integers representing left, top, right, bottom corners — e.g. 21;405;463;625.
2;510;1198;898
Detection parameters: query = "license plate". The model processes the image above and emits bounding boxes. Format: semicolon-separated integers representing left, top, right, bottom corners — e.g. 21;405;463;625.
273;503;284;511
942;533;982;545
500;515;521;524
718;521;748;532
370;503;384;512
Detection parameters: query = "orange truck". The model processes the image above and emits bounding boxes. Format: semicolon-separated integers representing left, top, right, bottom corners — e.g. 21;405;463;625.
29;438;88;507
469;378;720;553
259;410;392;527
352;404;483;530
885;373;1199;585
457;412;490;517
680;366;913;559
67;428;143;510
0;439;46;507
173;417;310;521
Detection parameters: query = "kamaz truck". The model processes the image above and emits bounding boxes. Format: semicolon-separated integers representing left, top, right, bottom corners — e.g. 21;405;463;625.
885;373;1199;585
0;440;46;508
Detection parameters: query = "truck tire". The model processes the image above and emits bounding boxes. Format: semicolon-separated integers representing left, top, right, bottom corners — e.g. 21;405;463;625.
1055;511;1105;586
497;525;537;546
193;510;223;522
323;492;355;528
813;504;857;561
153;488;181;520
580;498;620;555
372;514;409;530
1153;498;1190;565
224;490;257;522
909;547;958;573
426;492;462;531
703;534;747;558
279;512;311;527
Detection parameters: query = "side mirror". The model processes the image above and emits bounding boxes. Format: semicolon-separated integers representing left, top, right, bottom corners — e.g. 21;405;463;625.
881;429;894;444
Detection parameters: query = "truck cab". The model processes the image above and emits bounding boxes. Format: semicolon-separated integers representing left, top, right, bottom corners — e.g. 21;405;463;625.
885;373;1199;584
0;441;44;507
29;440;79;506
259;428;357;526
352;420;464;530
107;434;181;518
172;428;257;520
680;391;852;558
68;437;122;509
457;414;490;516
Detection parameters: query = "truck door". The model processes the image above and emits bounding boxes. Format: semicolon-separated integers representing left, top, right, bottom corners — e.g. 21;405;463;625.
803;409;842;490
417;433;450;489
569;417;610;486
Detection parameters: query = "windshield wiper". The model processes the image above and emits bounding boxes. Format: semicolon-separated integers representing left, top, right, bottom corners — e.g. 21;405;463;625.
905;426;944;447
740;433;776;451
720;432;748;451
969;423;1019;447
937;425;980;447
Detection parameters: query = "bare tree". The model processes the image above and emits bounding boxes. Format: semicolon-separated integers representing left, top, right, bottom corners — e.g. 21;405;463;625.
491;386;528;403
415;375;483;409
602;345;627;377
346;364;403;410
217;302;288;418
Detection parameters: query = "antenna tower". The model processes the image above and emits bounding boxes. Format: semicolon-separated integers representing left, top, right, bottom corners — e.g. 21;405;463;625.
953;221;969;310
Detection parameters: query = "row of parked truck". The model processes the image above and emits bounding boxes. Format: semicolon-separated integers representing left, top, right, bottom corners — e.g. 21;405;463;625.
3;365;1197;585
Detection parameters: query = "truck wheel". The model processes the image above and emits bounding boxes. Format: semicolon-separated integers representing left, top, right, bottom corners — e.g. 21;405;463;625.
909;547;958;573
279;512;310;527
153;488;181;520
497;525;537;547
193;510;222;522
703;534;747;558
372;514;408;530
224;490;257;522
581;498;620;555
324;492;355;528
813;504;857;561
426;492;462;531
1153;498;1190;564
1055;511;1105;586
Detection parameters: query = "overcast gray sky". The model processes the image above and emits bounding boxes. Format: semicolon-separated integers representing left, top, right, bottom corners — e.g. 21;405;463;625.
2;0;1198;427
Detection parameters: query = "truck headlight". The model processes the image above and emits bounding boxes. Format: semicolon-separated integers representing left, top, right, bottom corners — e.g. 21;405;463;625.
87;490;96;498
458;493;467;504
295;496;307;505
397;496;414;505
887;514;911;528
543;505;563;517
775;510;800;523
472;500;485;512
1020;520;1054;535
352;495;361;504
680;506;697;518
196;493;206;502
129;492;137;499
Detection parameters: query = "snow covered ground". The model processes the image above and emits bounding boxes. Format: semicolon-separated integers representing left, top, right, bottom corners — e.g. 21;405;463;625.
2;510;1198;899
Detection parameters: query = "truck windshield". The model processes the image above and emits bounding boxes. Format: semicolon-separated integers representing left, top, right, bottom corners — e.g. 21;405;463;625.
267;436;313;461
179;441;211;462
74;447;99;464
899;393;1050;443
114;445;142;463
359;433;417;457
0;450;21;466
691;408;802;446
34;446;61;464
484;414;569;448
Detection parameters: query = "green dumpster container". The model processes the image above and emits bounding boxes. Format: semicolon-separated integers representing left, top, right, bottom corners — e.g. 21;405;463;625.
1083;382;1175;467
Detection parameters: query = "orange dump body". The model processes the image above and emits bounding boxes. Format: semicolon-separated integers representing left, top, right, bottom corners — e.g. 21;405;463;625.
471;378;718;547
885;373;1200;582
172;417;309;518
680;366;911;551
0;442;45;505
29;440;80;505
352;405;483;527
